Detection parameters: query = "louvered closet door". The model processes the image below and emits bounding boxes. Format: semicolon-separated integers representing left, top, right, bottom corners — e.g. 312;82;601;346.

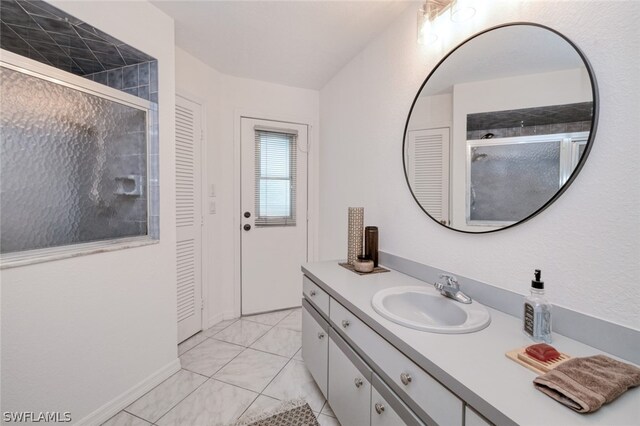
407;128;450;225
176;95;203;343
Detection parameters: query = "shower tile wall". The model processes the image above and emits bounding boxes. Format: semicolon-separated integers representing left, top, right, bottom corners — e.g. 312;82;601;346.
85;61;159;103
467;121;592;140
0;0;152;75
466;102;593;139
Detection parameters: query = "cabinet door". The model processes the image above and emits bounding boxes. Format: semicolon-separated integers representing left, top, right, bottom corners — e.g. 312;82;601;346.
328;334;371;426
465;406;493;426
302;301;329;397
371;386;406;426
371;375;424;426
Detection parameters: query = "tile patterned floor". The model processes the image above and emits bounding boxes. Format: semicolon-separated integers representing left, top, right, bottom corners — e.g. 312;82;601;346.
102;308;340;426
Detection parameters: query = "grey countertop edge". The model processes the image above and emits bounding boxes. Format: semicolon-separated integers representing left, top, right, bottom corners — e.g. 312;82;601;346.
301;264;515;426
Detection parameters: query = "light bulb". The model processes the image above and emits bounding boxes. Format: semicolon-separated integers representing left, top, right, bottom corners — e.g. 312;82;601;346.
450;0;477;23
417;8;438;45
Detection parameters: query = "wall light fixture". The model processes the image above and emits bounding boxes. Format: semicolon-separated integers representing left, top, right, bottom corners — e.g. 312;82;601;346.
418;0;478;45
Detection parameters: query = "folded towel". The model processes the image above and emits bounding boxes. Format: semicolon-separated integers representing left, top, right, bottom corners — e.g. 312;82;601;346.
533;355;640;413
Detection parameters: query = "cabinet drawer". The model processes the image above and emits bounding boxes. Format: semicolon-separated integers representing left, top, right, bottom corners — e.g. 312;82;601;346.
302;299;329;397
303;275;329;316
330;298;463;426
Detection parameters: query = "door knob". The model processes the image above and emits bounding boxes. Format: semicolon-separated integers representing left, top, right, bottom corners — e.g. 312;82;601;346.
244;211;251;218
375;403;385;414
400;372;412;385
243;224;251;231
354;377;364;388
317;332;325;339
341;320;350;328
309;290;317;296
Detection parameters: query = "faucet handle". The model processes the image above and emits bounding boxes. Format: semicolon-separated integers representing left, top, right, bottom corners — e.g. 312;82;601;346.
439;273;458;286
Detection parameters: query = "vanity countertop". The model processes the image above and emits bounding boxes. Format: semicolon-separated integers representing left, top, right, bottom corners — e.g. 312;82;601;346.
302;260;639;426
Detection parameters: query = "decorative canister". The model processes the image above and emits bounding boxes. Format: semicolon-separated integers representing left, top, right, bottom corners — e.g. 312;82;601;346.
347;207;364;265
364;226;379;267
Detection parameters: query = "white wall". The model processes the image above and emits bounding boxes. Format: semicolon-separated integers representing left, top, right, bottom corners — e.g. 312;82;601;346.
319;1;640;330
175;48;320;325
407;93;452;131
0;1;178;423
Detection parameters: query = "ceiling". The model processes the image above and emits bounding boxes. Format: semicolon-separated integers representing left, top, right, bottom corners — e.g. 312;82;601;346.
421;25;587;96
152;0;416;90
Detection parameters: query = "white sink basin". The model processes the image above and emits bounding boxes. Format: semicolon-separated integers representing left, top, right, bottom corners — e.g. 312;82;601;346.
371;286;491;334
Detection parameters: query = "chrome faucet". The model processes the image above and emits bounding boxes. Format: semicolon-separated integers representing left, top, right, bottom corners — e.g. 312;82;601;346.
435;274;472;304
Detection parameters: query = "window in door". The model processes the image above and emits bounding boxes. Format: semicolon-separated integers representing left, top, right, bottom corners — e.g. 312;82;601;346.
254;128;297;227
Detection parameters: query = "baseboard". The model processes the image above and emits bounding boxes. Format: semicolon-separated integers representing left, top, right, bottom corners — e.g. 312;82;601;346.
223;309;238;321
75;358;181;426
206;312;224;329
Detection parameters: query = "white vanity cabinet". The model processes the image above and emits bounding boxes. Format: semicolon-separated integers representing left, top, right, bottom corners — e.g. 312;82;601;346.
329;297;463;426
328;330;372;426
302;263;639;426
302;273;470;426
302;299;329;397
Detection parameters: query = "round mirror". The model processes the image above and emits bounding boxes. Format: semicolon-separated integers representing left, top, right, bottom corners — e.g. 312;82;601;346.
403;23;598;233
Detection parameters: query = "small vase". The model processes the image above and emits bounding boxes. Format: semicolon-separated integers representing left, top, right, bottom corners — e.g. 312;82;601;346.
347;207;364;265
365;226;378;267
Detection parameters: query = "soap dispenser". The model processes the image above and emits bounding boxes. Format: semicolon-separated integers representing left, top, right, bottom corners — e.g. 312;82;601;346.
523;269;552;343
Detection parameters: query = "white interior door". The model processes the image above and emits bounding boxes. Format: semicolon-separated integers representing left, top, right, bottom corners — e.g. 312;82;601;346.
176;95;203;342
241;118;308;314
406;127;450;225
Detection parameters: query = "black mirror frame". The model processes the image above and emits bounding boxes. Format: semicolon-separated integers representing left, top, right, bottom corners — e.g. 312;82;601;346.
402;22;599;234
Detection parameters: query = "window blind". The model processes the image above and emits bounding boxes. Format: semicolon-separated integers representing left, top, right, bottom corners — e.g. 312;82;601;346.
254;128;297;227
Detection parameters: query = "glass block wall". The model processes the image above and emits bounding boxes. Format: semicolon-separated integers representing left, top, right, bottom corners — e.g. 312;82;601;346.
0;65;149;253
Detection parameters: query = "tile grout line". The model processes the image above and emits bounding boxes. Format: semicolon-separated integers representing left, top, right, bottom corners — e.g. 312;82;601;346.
121;409;157;425
177;318;240;356
152;319;249;425
235;345;294;361
212;376;268;396
148;313;304;425
125;369;210;425
155;339;253;425
236;337;301;421
208;319;276;348
196;320;279;382
189;320;280;423
235;392;263;424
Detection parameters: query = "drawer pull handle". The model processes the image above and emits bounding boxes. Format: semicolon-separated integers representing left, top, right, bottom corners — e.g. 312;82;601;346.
400;372;412;385
375;403;385;414
354;377;364;388
317;332;325;339
342;320;351;328
310;290;317;296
